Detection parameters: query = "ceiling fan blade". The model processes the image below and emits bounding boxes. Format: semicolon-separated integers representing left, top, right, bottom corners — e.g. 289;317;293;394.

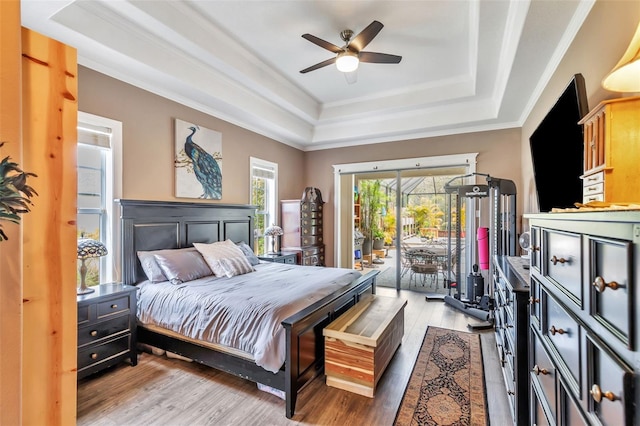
302;34;343;54
300;57;337;74
359;51;402;64
344;70;358;85
348;20;384;52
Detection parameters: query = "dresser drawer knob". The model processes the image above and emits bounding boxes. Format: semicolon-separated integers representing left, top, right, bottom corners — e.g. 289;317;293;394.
593;276;620;293
549;325;566;336
590;384;617;403
111;304;118;309
529;296;540;305
551;255;568;265
90;330;98;337
90;353;98;360
532;365;549;376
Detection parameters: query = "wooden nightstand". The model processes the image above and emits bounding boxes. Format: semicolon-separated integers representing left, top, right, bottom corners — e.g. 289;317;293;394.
77;283;137;379
258;252;297;265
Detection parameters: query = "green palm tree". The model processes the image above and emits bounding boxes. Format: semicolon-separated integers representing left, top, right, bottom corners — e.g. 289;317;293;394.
0;142;37;241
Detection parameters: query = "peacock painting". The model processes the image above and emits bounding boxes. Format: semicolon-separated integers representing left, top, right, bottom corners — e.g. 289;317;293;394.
174;119;222;199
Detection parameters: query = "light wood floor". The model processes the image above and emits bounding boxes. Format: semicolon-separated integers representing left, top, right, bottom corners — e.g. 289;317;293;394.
77;287;511;425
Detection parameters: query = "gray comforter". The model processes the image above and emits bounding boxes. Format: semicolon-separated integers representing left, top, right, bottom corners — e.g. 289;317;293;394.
137;262;361;372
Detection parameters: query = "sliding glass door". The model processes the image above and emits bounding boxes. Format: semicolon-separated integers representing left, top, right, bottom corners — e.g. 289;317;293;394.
334;155;477;294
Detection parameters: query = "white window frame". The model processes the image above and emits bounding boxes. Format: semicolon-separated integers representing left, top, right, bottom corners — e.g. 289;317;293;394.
250;157;278;254
78;111;123;284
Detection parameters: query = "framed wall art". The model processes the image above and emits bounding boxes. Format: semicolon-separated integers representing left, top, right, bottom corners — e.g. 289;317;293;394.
174;118;222;199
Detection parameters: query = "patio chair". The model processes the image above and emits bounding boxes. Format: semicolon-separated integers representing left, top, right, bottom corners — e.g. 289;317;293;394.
409;253;439;288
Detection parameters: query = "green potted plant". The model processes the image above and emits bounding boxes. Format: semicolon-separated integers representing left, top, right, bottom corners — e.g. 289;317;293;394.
358;179;384;255
372;226;385;250
0;142;37;241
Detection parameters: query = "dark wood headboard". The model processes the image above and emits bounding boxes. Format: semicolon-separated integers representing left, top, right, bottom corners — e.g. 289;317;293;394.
118;199;256;285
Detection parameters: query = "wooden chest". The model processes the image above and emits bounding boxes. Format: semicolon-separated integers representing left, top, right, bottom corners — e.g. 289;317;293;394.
323;295;406;397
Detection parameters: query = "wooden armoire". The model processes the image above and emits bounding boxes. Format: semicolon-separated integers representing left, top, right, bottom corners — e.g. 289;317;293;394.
281;187;325;266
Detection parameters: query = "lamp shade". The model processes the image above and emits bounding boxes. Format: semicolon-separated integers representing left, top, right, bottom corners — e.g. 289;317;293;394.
602;21;640;92
264;225;284;237
77;238;108;259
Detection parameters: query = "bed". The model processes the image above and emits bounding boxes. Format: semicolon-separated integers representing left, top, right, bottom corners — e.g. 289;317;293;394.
118;199;378;418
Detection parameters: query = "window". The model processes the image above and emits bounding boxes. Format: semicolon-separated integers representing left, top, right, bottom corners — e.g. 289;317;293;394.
77;112;122;286
250;157;278;255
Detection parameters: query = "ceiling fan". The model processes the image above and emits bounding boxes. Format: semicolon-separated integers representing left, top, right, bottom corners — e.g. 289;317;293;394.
300;20;402;81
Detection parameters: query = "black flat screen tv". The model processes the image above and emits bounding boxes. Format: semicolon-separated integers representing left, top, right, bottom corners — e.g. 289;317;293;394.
529;73;589;212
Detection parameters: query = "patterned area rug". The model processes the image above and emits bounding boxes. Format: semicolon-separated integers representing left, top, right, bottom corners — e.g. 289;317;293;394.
394;327;487;426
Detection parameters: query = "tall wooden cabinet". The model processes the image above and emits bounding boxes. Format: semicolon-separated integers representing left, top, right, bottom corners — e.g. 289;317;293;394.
578;96;640;204
281;187;325;266
526;212;639;426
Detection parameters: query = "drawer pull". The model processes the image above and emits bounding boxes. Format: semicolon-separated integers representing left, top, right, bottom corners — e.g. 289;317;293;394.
590;384;617;403
551;255;568;265
529;296;540;305
549;325;566;336
507;390;515;396
593;276;620;293
90;330;98;337
505;324;514;329
111;304;118;309
90;353;98;360
532;365;549;376
587;186;599;192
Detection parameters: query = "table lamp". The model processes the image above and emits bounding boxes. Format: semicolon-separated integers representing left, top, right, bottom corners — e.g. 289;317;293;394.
264;225;283;254
77;238;107;295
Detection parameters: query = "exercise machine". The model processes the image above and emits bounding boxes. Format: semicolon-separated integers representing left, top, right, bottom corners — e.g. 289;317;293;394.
439;173;517;327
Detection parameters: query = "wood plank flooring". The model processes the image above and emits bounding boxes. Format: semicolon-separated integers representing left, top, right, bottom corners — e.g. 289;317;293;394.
77;287;511;425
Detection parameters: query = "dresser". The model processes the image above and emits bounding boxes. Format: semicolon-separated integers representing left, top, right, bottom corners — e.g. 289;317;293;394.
77;283;137;379
493;255;530;425
526;212;639;426
281;187;325;266
578;96;640;204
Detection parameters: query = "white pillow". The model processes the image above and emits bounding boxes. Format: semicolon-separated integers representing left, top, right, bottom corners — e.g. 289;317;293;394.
218;255;254;278
193;240;251;277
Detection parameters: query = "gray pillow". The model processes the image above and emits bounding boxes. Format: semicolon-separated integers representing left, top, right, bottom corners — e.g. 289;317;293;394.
236;241;260;266
136;248;199;282
152;249;212;285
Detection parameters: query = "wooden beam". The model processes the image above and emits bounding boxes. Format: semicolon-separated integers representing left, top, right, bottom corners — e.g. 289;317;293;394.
0;1;23;424
21;27;78;425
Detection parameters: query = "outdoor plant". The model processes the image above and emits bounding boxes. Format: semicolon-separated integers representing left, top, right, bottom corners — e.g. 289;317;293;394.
0;142;37;241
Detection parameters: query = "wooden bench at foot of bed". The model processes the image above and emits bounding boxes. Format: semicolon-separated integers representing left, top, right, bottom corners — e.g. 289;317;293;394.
323;294;407;397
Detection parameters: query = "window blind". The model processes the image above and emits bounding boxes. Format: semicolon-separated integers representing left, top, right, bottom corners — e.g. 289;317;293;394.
78;122;111;149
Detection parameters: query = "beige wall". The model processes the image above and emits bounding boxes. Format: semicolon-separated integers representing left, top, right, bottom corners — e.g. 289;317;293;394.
305;128;522;265
521;0;640;218
78;67;305;205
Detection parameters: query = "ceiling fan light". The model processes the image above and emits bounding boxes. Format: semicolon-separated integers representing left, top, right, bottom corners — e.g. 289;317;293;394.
336;51;359;73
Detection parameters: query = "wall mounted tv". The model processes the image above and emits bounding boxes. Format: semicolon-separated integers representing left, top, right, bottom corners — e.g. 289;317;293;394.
529;73;589;212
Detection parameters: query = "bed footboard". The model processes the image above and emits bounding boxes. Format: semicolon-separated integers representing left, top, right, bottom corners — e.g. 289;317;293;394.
281;269;378;418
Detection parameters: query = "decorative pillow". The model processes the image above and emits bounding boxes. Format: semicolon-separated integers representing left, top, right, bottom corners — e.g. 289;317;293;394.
137;247;198;282
193;240;247;277
153;249;212;285
236;241;260;266
218;255;255;278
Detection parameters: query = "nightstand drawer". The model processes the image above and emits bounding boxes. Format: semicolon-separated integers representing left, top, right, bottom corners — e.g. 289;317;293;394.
97;296;130;318
78;314;130;347
78;334;130;371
